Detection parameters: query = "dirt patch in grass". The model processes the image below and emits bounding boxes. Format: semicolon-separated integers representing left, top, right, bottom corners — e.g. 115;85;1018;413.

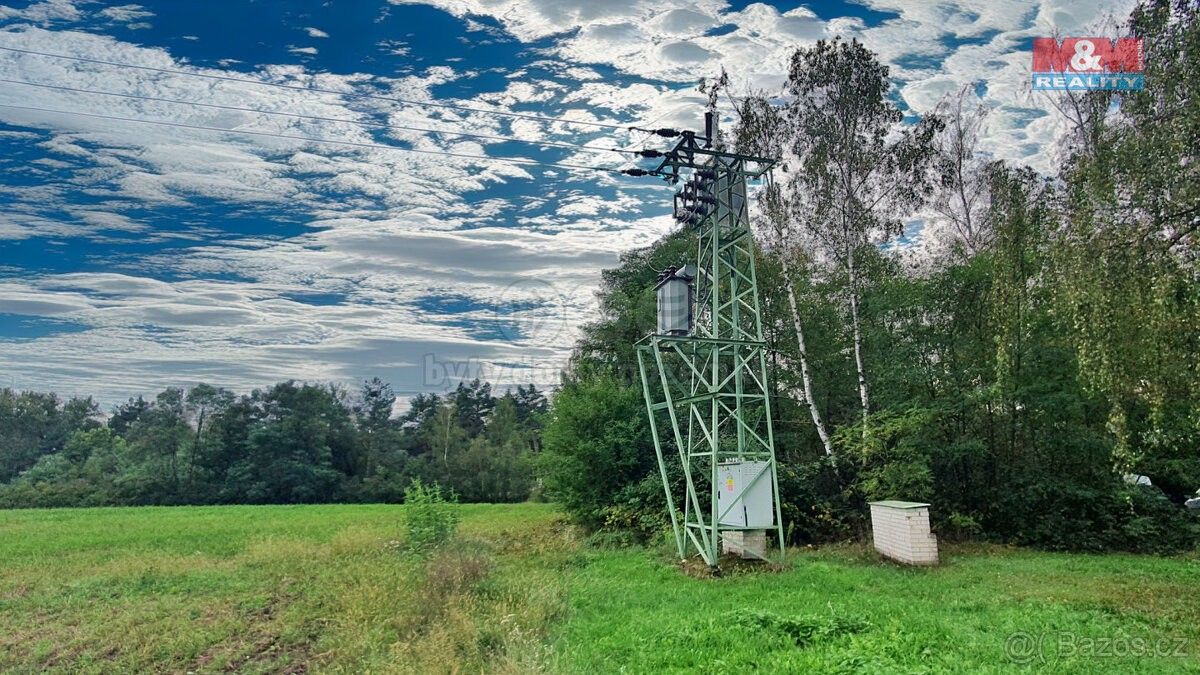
189;593;316;673
677;552;786;579
220;634;310;674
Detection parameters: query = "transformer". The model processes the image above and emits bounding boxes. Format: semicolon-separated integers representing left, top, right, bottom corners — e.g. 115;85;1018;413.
655;265;694;336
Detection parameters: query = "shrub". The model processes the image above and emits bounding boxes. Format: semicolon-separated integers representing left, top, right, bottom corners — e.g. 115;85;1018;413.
403;478;460;551
599;472;673;542
539;377;656;529
991;477;1199;554
943;512;983;541
776;458;864;544
835;407;939;504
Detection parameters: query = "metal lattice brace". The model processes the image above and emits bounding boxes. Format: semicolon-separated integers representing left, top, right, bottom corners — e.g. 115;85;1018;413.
636;128;783;568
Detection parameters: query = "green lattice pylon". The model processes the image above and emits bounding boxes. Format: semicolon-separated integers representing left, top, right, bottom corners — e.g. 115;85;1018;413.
636;131;783;568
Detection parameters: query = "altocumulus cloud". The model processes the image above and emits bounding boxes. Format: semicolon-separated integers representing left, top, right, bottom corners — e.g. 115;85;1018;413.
0;0;1136;405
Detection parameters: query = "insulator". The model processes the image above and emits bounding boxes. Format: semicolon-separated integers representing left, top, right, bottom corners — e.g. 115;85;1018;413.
695;169;715;180
622;168;655;177
674;207;707;222
683;183;714;202
637;149;665;158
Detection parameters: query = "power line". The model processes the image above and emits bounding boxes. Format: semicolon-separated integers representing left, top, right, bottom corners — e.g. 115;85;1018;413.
0;102;629;174
0;45;633;132
0;77;640;156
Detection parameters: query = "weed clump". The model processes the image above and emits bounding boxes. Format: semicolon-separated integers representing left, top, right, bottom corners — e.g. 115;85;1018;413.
424;546;495;599
726;610;869;648
403;478;460;551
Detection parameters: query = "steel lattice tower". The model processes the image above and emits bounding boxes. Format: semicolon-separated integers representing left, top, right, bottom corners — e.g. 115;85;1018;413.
636;122;783;568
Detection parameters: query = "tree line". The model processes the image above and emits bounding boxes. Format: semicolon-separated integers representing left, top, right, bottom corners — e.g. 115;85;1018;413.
539;1;1199;554
0;378;547;508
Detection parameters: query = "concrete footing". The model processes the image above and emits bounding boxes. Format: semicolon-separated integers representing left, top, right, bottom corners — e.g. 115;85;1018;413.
722;530;767;559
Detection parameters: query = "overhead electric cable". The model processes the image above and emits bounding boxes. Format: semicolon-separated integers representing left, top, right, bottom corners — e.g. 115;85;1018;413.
0;77;643;155
0;45;633;132
0;102;641;175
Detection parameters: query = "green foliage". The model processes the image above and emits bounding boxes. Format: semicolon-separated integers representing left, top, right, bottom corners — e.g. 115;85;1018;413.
835;407;940;503
0;376;547;508
775;458;864;543
0;427;124;508
995;479;1199;555
598;473;672;541
403;478;460;551
0;389;99;483
1052;1;1200;478
539;376;655;529
726;610;870;648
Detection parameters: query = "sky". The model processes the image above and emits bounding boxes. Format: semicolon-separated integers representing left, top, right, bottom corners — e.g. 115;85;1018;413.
0;0;1137;407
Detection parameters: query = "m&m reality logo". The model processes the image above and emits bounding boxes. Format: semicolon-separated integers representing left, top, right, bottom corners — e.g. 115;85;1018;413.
1031;37;1144;90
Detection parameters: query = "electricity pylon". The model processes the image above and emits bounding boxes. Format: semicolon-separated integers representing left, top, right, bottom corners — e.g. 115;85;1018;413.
636;116;784;568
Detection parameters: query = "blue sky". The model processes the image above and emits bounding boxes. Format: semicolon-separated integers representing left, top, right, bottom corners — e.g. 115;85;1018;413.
0;0;1135;406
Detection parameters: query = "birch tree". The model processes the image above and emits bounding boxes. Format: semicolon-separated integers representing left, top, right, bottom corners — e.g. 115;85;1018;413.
930;85;993;256
783;38;942;436
733;95;834;455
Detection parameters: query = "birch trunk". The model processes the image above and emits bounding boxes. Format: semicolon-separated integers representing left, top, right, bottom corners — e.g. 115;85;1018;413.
847;244;870;438
779;253;834;456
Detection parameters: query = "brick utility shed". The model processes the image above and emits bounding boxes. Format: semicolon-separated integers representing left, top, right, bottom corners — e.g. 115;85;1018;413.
870;501;939;566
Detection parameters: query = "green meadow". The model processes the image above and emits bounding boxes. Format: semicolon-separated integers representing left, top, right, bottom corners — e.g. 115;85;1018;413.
1;504;1198;673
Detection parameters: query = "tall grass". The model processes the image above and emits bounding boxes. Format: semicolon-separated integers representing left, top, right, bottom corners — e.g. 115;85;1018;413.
0;504;570;673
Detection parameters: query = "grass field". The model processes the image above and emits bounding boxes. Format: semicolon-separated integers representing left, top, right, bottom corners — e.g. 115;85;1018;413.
1;504;1198;673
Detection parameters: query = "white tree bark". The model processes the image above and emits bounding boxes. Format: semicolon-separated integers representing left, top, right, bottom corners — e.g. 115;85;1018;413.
846;244;870;437
779;252;834;455
930;85;992;256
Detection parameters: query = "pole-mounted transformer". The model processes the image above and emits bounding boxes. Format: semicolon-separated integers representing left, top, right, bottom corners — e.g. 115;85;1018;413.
654;265;695;336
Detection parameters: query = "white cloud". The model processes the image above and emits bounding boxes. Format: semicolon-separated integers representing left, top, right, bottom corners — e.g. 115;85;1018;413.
98;4;153;23
0;0;81;25
649;8;717;36
376;39;409;56
304;26;330;38
389;0;1137;172
0;212;674;402
0;22;668;402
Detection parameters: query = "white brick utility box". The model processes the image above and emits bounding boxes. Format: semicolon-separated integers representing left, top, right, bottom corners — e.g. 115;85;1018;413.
869;501;939;566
